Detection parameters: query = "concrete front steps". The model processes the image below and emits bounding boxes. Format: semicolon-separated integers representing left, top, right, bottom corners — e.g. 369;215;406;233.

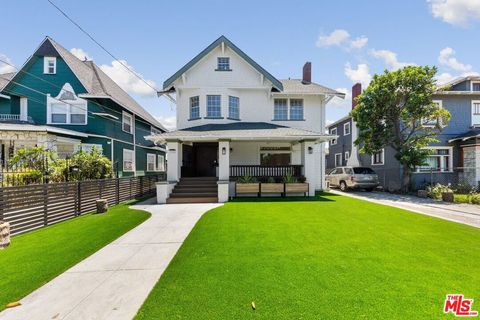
166;177;219;204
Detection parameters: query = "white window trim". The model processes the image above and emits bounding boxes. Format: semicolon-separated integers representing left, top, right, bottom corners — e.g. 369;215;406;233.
471;100;480;127
151;126;162;136
421;100;443;127
344;151;350;162
123;149;135;172
122;111;133;134
46;87;88;125
157;154;165;172
44;57;57;74
371;149;385;166
414;146;453;173
471;81;480;91
330;127;338;145
343;122;351;136
146;153;156;172
334;153;342;167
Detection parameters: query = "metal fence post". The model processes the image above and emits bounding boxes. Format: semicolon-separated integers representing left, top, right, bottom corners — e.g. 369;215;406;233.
0;187;3;221
116;178;120;204
140;176;144;197
77;181;82;215
43;184;48;226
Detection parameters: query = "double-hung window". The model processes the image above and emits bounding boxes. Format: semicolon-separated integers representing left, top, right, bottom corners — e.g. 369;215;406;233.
273;99;288;120
217;57;230;71
123;149;135;171
228;96;240;119
190;96;200;119
206;95;221;118
51;103;68;123
472;81;480;91
344;122;351;135
70;105;86;124
334;153;342;167
157;155;165;171
472;100;480;126
122;112;133;133
44;57;56;74
371;149;384;165
49;102;87;124
330;127;337;145
290;99;304;120
345;151;350;162
418;147;452;172
147;154;156;171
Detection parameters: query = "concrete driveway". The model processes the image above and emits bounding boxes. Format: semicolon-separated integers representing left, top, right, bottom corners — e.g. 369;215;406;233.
330;189;480;228
0;201;221;320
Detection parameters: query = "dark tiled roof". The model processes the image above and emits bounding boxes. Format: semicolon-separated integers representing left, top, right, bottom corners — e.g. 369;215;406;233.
449;129;480;142
181;122;286;131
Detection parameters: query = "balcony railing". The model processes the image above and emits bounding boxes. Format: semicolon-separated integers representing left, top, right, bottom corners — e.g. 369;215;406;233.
230;165;303;178
0;114;34;124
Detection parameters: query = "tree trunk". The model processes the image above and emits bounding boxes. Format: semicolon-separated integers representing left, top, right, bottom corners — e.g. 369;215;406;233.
401;164;411;193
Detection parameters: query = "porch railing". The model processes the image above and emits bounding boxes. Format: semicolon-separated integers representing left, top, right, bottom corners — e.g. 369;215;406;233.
230;165;303;178
0;114;34;123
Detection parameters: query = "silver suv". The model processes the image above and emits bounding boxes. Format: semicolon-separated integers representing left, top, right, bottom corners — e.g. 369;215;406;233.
326;166;379;192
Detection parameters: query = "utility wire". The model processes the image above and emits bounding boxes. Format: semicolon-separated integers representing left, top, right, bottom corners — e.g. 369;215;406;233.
46;0;158;94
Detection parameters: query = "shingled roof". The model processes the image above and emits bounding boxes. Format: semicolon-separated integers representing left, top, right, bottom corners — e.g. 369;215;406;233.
279;79;344;96
0;72;15;91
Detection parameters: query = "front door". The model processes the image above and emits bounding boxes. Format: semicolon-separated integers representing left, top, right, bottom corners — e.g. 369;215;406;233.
194;143;218;177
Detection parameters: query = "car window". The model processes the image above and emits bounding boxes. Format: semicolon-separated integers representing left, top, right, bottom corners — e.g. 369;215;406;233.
344;168;353;174
353;167;375;174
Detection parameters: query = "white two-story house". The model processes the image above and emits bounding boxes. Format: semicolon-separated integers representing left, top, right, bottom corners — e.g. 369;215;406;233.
149;36;343;203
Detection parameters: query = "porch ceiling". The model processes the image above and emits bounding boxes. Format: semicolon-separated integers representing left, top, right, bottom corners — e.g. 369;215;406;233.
146;122;334;144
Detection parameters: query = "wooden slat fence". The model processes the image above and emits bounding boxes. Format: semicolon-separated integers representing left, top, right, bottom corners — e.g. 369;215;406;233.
0;174;164;236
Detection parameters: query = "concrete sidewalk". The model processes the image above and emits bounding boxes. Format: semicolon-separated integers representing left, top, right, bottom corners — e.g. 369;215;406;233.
330;189;480;228
0;201;221;320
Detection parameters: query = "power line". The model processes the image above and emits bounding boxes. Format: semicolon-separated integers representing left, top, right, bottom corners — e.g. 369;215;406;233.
46;0;158;94
0;58;164;130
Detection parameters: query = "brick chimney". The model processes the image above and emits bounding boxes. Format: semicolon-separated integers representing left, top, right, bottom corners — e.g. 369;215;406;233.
352;83;362;109
302;62;311;84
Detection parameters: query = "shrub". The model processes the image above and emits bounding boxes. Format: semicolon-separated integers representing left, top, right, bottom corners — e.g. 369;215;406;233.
267;177;276;183
298;175;307;183
470;193;480;205
282;173;297;183
237;175;257;183
452;182;476;194
426;183;453;200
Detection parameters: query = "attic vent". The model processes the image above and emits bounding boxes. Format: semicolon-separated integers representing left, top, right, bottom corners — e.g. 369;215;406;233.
59;91;75;101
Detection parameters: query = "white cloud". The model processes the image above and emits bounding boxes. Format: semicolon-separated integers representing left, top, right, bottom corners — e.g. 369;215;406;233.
329;87;352;109
370;49;415;70
70;48;92;61
344;63;372;87
316;29;368;49
428;0;480;27
155;115;176;131
435;72;456;85
100;60;157;96
350;36;369;49
438;47;472;72
0;54;16;74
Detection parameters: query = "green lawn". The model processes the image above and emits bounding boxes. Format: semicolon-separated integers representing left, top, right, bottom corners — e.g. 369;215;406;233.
136;193;480;319
0;201;150;311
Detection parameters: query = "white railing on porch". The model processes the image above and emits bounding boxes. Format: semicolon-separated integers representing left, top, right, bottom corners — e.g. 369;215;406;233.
0;114;33;123
230;165;303;178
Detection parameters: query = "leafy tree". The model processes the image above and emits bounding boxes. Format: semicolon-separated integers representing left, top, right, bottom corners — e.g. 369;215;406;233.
351;66;451;192
66;146;112;181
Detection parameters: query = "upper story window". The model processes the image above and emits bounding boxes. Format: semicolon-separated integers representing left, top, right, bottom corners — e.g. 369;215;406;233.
344;122;351;135
206;95;221;118
147;153;156;171
47;83;87;125
471;100;480;127
273;99;288;120
471;81;480;91
216;57;231;71
44;57;56;74
371;149;384;165
289;99;304;120
122;111;133;133
123;149;135;171
228;96;240;120
151;126;162;135
158;154;165;171
330;127;337;145
190;96;200;119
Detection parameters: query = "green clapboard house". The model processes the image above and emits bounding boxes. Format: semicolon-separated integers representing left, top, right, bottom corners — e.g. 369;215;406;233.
0;36;166;177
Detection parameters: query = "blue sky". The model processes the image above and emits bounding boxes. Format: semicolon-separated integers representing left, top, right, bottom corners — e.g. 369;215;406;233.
1;0;479;129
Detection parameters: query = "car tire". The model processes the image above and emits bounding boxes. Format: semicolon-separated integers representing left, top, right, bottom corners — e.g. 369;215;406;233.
365;188;374;192
339;181;348;192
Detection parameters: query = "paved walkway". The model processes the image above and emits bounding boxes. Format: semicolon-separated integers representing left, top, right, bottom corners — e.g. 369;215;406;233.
0;201;221;320
330;189;480;228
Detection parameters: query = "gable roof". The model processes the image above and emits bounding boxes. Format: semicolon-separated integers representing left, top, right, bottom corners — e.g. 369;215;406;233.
4;37;166;131
279;79;345;97
162;35;283;92
0;72;15;91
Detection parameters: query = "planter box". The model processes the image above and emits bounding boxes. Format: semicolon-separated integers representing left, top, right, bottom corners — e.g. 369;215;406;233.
285;183;309;195
261;183;284;194
417;190;428;198
236;183;260;194
442;192;454;203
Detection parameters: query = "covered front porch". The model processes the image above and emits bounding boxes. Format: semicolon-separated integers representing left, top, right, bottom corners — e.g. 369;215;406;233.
148;122;334;203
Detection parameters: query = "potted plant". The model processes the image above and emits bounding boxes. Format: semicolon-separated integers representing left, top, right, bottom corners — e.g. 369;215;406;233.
260;176;284;195
284;174;309;196
235;175;260;195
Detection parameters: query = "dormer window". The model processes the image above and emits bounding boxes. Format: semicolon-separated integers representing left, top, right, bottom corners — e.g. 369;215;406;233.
472;81;480;91
44;57;56;74
216;57;230;71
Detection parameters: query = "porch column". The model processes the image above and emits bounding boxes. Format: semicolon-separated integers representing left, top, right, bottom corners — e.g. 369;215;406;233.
218;140;230;180
301;140;316;196
166;140;182;182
